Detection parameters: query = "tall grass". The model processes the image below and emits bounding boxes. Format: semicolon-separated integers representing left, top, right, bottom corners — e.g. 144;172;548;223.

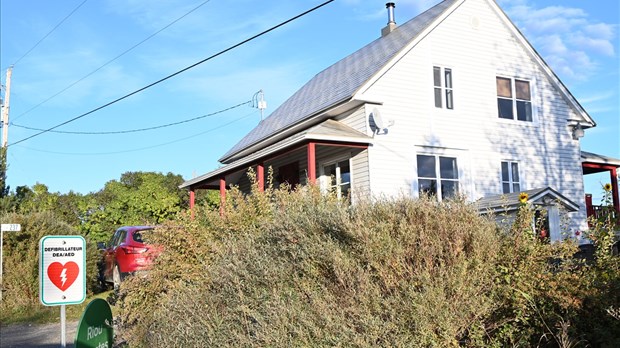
117;186;503;347
116;185;619;347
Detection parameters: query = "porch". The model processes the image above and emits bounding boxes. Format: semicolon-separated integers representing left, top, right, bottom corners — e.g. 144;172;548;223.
582;151;620;224
180;120;372;216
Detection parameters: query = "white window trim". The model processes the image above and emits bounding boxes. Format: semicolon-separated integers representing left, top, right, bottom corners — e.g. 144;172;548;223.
319;155;353;199
496;74;538;124
500;160;521;194
414;152;461;202
433;66;454;110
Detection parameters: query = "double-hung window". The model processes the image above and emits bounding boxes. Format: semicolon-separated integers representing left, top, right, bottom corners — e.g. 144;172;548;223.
322;159;351;200
497;77;532;121
417;154;459;200
501;161;520;194
434;66;453;109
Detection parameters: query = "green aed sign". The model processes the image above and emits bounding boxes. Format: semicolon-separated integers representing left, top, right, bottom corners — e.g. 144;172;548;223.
74;298;114;348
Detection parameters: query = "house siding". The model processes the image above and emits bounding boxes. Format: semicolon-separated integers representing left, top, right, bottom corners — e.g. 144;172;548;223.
336;105;368;134
355;0;587;235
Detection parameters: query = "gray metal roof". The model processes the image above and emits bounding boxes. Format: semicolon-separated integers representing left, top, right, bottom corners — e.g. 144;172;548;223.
220;0;458;163
581;151;620;167
476;187;579;214
180;120;372;189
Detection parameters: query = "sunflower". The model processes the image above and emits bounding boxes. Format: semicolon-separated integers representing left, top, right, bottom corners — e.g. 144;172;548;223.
519;192;529;204
604;183;612;192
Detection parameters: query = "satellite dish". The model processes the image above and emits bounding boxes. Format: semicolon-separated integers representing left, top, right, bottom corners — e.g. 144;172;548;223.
371;107;385;130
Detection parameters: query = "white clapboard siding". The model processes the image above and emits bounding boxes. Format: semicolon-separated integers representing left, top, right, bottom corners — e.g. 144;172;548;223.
337;105;368;134
356;0;587;231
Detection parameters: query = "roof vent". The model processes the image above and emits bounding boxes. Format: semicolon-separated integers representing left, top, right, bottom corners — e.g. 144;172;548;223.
381;2;397;37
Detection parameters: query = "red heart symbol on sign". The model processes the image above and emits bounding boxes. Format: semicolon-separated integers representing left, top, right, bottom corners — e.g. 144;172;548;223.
47;262;79;291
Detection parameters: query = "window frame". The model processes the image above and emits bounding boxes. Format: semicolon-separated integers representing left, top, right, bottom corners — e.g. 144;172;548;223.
500;160;521;194
319;156;352;200
496;76;533;122
416;154;460;201
433;66;454;110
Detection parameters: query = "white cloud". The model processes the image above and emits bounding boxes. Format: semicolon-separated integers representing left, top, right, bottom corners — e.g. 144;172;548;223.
578;91;616;104
570;34;615;56
537;35;567;55
501;1;616;82
585;23;616;40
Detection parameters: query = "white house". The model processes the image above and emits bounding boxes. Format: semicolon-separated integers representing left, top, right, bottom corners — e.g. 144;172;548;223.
181;0;620;241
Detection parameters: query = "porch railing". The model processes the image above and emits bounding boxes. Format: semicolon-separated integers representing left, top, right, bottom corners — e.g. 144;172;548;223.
586;194;619;226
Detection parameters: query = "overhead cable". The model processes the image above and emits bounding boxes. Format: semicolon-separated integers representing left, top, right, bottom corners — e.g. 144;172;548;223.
12;99;250;134
11;0;89;67
12;0;213;122
14;110;258;156
8;0;334;147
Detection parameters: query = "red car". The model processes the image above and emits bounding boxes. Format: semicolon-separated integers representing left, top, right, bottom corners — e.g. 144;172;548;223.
101;226;160;289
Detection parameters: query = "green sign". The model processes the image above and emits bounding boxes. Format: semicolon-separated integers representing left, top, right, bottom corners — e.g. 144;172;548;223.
74;298;113;348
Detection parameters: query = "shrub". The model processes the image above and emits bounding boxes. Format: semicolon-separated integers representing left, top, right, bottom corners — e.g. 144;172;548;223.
0;211;100;323
116;185;620;347
117;186;501;347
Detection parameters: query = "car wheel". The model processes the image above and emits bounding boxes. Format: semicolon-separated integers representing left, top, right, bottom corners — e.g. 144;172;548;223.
113;265;123;290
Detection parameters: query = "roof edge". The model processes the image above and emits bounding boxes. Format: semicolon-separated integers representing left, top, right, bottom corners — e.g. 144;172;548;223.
485;0;596;128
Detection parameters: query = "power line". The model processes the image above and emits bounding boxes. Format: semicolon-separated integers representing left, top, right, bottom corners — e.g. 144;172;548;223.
12;99;250;134
14;110;258;156
12;0;213;122
11;0;89;67
8;0;334;147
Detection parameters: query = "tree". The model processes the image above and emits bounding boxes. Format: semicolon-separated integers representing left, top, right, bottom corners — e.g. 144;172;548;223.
83;171;186;242
0;147;9;198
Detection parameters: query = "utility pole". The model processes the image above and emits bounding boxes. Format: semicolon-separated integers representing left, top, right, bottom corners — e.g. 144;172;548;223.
2;66;13;148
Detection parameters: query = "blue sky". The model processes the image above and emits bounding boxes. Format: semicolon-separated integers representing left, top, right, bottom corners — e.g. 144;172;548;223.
1;0;618;201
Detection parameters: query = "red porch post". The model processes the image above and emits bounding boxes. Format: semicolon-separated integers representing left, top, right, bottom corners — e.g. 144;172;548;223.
307;142;316;184
257;163;265;192
611;167;619;215
585;194;594;219
219;176;226;217
189;189;195;220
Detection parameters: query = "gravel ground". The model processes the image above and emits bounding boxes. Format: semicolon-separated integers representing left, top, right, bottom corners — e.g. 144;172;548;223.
0;321;79;348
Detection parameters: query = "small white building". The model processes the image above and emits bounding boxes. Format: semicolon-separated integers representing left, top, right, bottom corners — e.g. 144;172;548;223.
181;0;620;241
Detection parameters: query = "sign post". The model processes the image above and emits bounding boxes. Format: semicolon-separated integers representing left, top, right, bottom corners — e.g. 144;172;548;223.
0;223;21;302
40;235;86;347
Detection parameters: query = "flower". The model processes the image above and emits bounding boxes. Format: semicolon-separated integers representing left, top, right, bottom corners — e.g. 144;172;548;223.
575;230;581;236
519;192;529;204
604;183;612;192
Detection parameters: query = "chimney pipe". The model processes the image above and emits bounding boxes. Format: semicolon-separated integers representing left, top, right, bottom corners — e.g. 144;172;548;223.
386;2;396;24
381;2;397;37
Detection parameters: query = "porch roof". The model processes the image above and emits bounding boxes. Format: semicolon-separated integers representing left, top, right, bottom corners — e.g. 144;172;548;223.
180;120;372;189
476;187;580;214
582;150;620;174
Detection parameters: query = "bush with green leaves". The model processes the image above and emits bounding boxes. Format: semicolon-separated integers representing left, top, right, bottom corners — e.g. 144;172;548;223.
0;211;101;323
116;183;619;347
117;185;502;347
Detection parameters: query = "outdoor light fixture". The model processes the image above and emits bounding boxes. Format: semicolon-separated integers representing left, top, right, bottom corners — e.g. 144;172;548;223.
571;122;584;140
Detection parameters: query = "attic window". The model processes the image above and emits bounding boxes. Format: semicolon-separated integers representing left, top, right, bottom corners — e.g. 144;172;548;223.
434;66;453;109
497;77;532;122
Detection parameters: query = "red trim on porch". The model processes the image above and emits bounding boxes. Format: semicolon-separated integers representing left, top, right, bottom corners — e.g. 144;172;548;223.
307;142;316;184
189;190;195;220
611;167;619;214
257;163;265;191
310;140;368;149
219;177;226;217
585;194;594;218
582;162;620;219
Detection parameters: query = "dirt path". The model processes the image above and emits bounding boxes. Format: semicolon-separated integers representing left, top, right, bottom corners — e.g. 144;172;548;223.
0;321;78;348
